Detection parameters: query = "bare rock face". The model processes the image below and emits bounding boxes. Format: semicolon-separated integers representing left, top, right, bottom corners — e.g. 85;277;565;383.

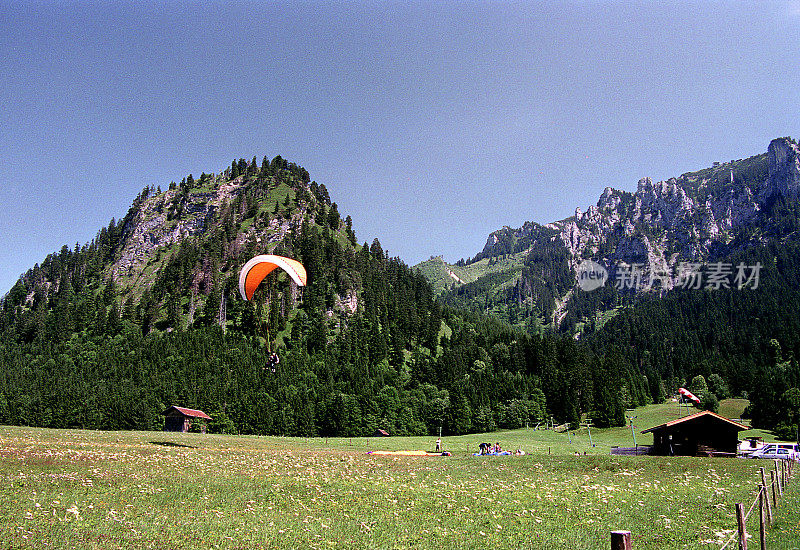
335;289;359;315
480;138;800;296
634;177;693;229
110;176;306;285
112;185;229;280
765;137;800;198
598;187;622;211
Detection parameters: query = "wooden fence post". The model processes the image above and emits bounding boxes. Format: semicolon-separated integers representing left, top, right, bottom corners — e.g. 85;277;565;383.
610;530;632;550
782;459;788;487
760;468;772;524
736;502;748;550
771;470;778;508
759;485;766;550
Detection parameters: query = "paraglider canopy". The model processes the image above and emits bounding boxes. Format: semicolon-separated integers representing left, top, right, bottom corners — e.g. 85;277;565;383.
238;254;307;301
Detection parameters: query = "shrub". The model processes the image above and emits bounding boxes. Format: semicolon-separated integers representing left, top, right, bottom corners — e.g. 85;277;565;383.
700;392;719;413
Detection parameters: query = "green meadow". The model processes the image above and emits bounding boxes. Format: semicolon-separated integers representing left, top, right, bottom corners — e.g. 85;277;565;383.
0;401;797;549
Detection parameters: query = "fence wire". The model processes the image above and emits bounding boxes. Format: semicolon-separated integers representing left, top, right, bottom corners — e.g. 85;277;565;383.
716;468;788;550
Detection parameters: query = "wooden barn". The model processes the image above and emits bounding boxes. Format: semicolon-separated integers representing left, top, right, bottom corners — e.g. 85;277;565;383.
642;410;748;457
162;406;212;433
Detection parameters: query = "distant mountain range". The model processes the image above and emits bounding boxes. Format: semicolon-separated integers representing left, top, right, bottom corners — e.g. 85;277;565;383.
416;137;800;335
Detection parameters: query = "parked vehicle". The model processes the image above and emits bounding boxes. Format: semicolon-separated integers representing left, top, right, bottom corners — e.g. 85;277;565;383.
749;443;799;460
738;437;765;457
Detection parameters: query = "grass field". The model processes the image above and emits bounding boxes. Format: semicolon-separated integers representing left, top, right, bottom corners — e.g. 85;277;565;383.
0;401;797;549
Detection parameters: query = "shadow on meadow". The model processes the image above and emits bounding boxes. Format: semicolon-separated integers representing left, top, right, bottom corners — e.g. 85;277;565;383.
148;441;196;449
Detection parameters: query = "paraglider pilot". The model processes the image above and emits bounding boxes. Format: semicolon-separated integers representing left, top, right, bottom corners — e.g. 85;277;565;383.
266;351;280;373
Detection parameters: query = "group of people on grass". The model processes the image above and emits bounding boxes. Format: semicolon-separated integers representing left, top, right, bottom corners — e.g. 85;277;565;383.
478;441;502;454
428;439;528;457
476;442;525;456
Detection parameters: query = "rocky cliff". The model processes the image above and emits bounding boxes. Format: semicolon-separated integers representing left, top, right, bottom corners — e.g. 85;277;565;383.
479;138;799;289
107;169;314;298
765;137;800;199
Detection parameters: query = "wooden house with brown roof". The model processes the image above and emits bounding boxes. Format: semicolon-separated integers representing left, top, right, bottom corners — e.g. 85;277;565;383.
162;406;212;433
641;410;748;457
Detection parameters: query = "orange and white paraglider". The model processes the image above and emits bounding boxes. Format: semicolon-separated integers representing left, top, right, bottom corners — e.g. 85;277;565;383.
238;254;307;367
238;254;307;301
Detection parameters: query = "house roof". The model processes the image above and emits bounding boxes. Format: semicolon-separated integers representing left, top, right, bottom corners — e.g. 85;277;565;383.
162;406;212;420
641;410;748;434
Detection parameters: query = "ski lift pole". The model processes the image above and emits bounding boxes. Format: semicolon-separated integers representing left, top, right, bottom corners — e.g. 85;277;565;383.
583;419;594;448
627;413;637;448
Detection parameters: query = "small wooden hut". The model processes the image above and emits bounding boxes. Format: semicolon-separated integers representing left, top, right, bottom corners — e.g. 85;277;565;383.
642;410;748;457
162;406;212;433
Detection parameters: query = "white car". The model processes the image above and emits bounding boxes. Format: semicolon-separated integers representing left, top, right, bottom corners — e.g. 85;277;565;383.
750;443;799;460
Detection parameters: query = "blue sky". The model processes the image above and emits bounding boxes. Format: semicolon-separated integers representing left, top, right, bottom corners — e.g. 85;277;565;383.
2;1;800;295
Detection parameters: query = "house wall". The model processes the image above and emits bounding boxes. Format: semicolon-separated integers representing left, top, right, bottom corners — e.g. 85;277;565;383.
164;415;186;432
649;418;740;456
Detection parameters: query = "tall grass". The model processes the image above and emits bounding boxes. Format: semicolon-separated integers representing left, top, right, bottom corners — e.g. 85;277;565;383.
0;414;793;549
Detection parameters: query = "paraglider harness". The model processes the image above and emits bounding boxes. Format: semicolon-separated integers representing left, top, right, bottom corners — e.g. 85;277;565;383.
260;315;279;372
266;351;280;373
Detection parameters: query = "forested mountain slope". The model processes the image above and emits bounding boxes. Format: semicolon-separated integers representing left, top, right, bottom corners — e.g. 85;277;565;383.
5;140;800;439
0;156;639;435
417;137;800;436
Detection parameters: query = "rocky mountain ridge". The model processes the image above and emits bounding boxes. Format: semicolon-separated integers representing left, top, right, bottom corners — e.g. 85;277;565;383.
9;153;371;337
419;137;800;333
482;138;799;285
